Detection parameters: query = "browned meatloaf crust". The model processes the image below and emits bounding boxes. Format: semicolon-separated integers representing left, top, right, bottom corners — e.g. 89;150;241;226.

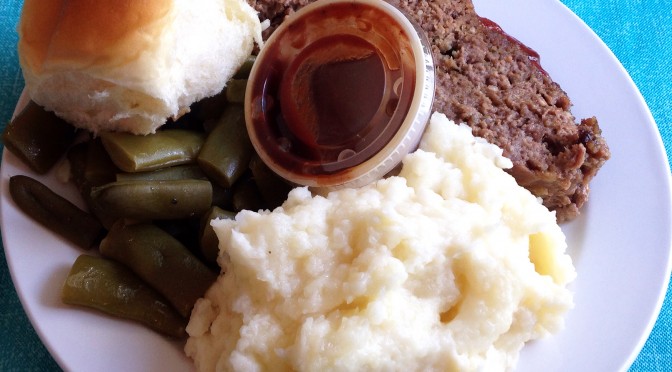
248;0;610;221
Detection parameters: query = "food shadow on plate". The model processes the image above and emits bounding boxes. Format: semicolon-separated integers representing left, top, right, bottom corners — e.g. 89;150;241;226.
39;263;73;310
560;205;589;267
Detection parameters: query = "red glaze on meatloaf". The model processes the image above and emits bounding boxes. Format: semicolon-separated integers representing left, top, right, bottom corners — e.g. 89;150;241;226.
248;0;610;221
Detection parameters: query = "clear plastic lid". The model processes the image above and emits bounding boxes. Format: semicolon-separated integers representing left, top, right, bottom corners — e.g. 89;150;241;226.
245;0;434;190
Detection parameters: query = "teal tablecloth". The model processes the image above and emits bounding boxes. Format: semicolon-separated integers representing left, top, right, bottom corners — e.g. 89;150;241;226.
1;0;671;371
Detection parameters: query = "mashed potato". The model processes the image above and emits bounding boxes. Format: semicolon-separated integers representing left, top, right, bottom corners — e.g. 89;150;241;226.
185;112;576;371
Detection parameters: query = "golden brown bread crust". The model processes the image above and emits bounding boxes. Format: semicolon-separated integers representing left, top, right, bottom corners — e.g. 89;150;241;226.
17;0;262;135
19;0;171;75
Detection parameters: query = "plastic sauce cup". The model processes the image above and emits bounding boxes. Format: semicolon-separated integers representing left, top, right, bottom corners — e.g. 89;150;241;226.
245;0;434;190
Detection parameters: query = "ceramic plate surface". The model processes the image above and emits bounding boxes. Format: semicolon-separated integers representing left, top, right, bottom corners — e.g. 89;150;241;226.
2;0;670;371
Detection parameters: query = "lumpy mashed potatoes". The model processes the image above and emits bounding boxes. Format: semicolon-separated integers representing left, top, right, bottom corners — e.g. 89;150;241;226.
185;113;576;371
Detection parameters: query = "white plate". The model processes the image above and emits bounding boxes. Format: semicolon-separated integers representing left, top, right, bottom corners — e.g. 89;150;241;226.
2;0;671;371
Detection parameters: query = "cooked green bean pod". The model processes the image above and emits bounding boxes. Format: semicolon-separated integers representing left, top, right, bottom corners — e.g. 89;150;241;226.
67;142;89;193
66;141;119;229
199;206;236;265
100;222;217;318
116;164;206;182
233;56;256;79
249;154;293;210
224;79;247;103
212;183;234;210
193;91;228;125
154;217;201;252
89;179;212;221
62;255;187;338
2;101;78;174
100;129;205;173
9;175;104;249
67;139;118;191
232;176;266;212
84;138;119;187
197;106;253;188
201;104;243;134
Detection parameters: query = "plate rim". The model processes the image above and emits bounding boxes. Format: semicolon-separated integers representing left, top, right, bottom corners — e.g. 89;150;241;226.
2;0;672;371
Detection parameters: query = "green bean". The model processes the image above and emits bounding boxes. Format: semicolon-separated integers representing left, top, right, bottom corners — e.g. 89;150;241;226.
68;138;122;191
84;138;119;187
100;129;205;173
67;141;89;194
116;164;206;182
87;199;119;231
224;79;247;103
249;154;292;210
62;255;187;338
89;179;212;221
233;56;256;79
202;104;244;134
2;101;78;174
100;222;217;318
212;184;234;210
193;91;228;125
154;217;201;251
9;175;104;249
66;141;119;229
199;207;236;265
197;106;253;188
232;176;265;212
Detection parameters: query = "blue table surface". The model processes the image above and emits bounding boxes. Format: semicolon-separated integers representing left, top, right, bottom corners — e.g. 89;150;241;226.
1;0;671;371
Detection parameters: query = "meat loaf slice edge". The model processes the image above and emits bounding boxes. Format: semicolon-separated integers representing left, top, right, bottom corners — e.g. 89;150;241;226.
248;0;611;222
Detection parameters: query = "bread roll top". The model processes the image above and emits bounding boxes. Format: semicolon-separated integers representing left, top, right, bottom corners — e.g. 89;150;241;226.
18;0;263;135
19;0;170;75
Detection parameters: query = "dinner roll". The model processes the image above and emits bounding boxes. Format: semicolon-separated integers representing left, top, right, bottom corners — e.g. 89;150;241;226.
18;0;263;135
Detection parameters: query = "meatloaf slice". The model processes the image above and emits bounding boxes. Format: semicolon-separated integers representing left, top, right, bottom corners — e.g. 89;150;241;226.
247;0;610;221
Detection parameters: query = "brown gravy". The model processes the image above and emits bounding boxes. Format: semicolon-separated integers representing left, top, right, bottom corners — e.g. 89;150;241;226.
247;1;417;177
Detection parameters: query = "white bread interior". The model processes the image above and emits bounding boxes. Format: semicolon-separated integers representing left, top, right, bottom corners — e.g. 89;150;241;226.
18;0;263;135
